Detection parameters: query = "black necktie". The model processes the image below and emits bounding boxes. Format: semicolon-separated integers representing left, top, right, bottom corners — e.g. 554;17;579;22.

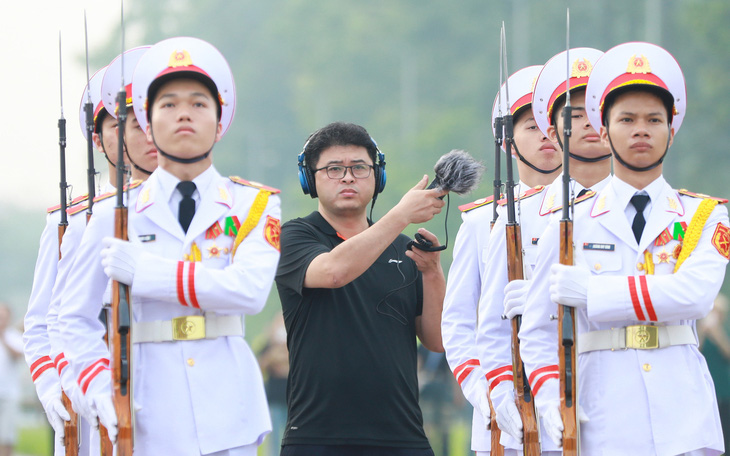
577;188;590;198
631;194;650;243
177;181;196;233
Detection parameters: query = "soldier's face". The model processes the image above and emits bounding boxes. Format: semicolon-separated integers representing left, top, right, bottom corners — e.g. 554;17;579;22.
147;78;221;160
94;115;120;164
512;110;561;173
549;90;609;160
123;111;158;176
600;91;674;170
314;145;376;216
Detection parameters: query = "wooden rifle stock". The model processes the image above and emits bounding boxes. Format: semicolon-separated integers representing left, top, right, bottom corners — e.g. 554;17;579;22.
111;206;133;455
506;223;540;455
98;309;114;456
489;396;503;455
58;225;80;456
558;220;578;454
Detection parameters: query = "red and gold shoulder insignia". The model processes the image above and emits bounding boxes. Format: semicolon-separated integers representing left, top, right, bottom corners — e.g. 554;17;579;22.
264;215;281;251
712;223;730;259
47;194;89;214
677;189;728;204
230;176;280;194
92;180;143;204
497;185;547;206
459;195;495;212
550;190;597;214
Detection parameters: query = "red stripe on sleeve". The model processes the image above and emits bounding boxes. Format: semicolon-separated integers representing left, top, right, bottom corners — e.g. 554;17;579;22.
30;355;52;373
639;275;657;321
456;366;475;386
32;363;55;382
532;372;559;396
188;262;200;309
486;365;513;381
81;366;110;395
488;373;514;392
53;353;65;368
57;360;69;375
628;276;646;320
77;358;110;386
177;261;187;306
527;364;558;387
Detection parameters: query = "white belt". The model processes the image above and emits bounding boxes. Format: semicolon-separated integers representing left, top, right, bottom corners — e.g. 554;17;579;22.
132;314;244;344
578;324;696;354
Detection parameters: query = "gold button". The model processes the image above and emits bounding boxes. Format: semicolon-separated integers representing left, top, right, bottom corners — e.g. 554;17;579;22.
187;358;195;367
637;262;644;271
642;363;651;372
594;263;602;271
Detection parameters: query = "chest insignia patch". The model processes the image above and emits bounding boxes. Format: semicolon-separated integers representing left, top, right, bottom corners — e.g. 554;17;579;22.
672;243;682;260
673;221;688;241
207;243;228;258
224;216;241;237
712;223;730;259
138;234;156;243
206;221;223;239
264;215;281;251
583;243;615;251
654;228;672;247
655;248;672;264
532;238;539;245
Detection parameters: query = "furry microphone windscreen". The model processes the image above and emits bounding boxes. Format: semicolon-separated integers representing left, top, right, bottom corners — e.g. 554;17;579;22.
427;149;485;195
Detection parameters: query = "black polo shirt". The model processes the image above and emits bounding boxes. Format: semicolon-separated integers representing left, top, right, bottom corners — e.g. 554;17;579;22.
275;211;430;449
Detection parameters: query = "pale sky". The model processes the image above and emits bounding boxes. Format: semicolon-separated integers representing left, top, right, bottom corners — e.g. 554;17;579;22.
1;2;120;211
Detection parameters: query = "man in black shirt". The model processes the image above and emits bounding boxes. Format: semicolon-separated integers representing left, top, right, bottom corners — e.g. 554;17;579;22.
276;122;447;456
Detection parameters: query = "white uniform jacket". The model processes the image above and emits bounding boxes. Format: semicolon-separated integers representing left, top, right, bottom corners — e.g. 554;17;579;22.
442;195;494;451
519;175;727;455
59;166;281;455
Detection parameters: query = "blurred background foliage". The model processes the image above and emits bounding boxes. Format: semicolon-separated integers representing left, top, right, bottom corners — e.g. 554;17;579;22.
4;0;729;347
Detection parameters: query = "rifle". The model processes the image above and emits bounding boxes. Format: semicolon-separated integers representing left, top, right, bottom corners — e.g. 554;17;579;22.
558;9;579;455
110;3;134;453
56;31;81;456
82;11;114;454
501;24;540;456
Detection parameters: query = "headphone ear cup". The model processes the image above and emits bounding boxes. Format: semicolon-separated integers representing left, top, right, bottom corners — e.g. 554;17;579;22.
297;152;318;198
374;150;386;194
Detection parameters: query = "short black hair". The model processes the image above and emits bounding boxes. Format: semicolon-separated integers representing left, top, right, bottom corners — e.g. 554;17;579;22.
146;72;222;122
303;122;378;169
602;85;674;127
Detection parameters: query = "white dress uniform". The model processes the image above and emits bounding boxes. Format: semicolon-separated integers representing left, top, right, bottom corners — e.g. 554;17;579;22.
59;166;281;456
520;175;727;455
441;194;494;453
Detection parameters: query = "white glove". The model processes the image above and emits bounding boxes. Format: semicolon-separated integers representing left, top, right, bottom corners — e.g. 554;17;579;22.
101;237;143;285
83;367;118;443
57;359;94;421
491;381;523;443
504;279;530;319
541;400;590;448
549;264;590;308
478;393;492;430
542;402;564;447
35;370;70;447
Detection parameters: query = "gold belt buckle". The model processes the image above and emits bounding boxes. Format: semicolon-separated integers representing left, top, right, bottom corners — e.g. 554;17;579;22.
172;316;206;341
625;325;658;349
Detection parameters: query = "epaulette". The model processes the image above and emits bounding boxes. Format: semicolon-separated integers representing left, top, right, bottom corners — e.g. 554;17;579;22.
46;194;89;214
229;176;281;194
497;185;546;206
67;181;144;216
459;195;495;212
677;189;728;204
550;190;597;213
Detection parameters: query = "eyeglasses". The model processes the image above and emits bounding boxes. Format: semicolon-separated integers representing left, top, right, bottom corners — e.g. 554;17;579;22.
315;164;373;179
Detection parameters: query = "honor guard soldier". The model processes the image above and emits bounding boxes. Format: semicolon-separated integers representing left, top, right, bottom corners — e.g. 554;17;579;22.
477;49;608;453
520;42;727;455
46;46;158;452
442;65;562;455
23;63;121;455
59;37;280;456
276;122;446;456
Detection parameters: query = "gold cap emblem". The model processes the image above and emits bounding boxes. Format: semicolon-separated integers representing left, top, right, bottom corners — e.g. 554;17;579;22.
571;58;592;78
627;55;651;74
168;50;193;68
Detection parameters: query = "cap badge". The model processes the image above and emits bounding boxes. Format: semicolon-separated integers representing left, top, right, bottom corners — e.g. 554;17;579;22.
168;50;193;68
627;55;651;75
571;58;592;78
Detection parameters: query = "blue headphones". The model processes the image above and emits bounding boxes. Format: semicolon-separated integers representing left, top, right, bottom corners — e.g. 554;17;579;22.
298;137;386;199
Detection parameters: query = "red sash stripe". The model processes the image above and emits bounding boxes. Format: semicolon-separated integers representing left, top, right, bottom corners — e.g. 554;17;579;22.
188;262;200;309
628;276;646;320
177;261;187;306
639;275;657;321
